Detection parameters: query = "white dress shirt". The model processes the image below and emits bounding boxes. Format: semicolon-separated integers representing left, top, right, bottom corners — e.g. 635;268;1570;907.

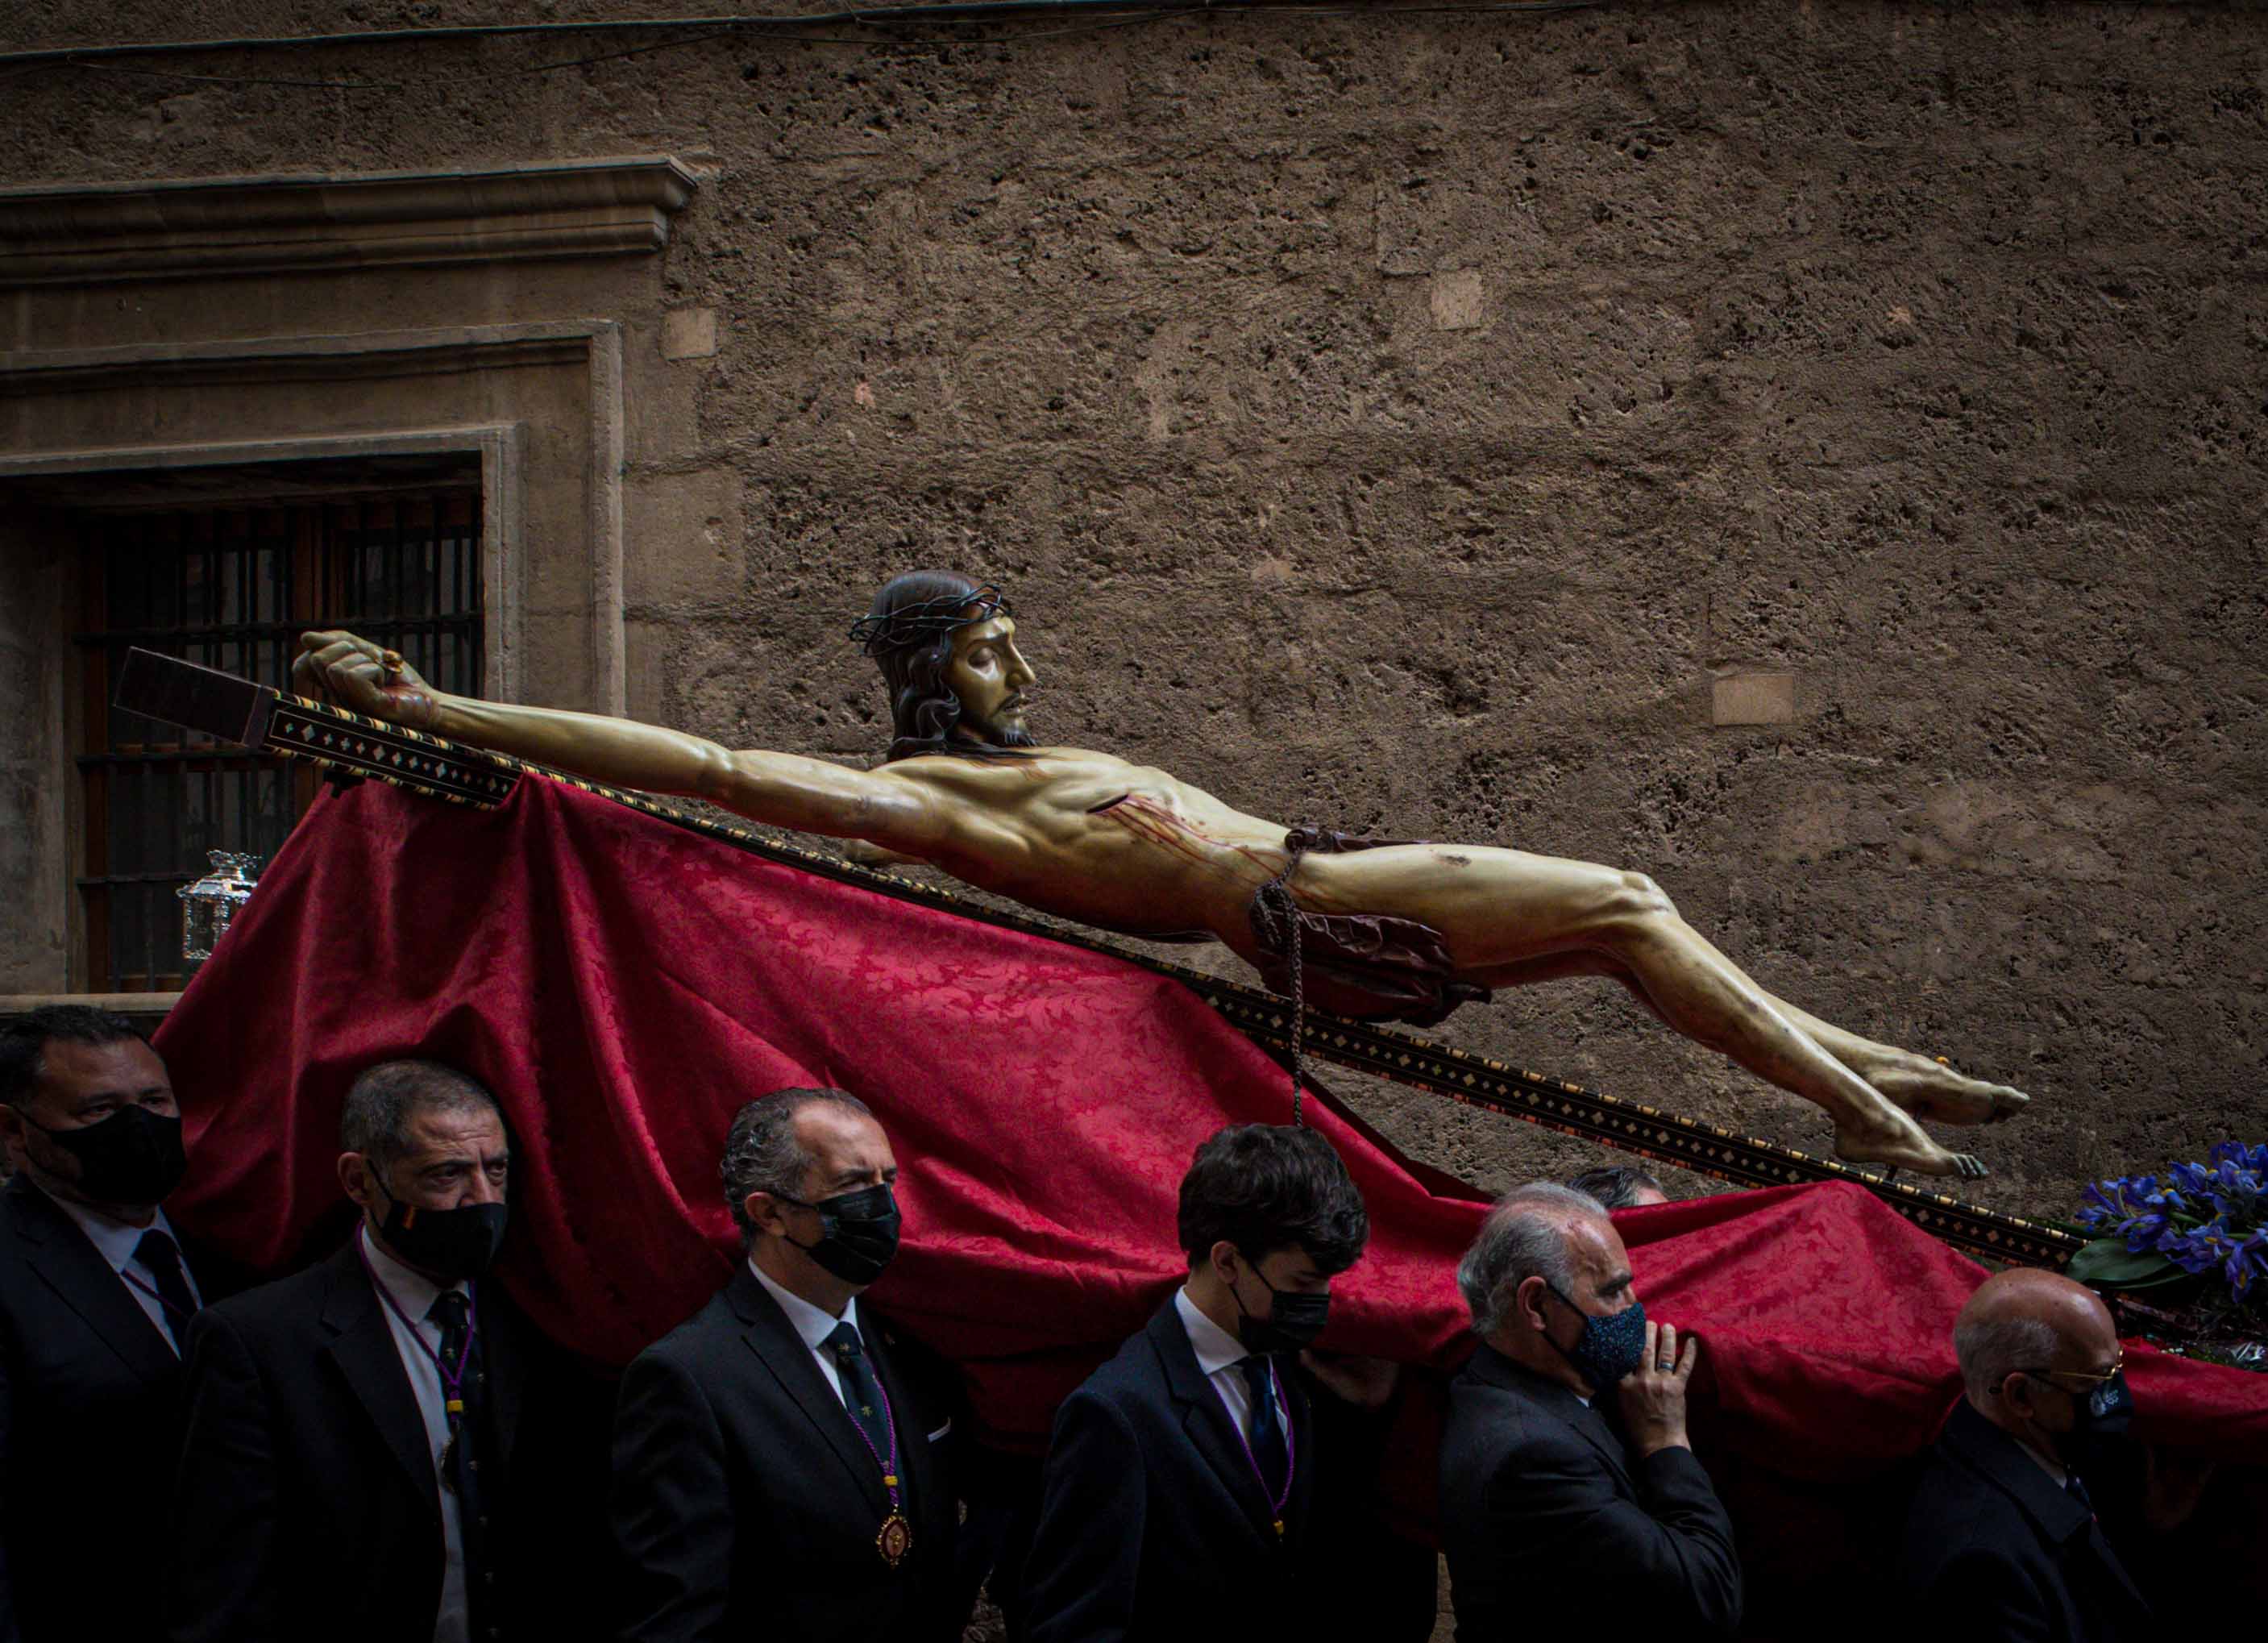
750;1258;862;1408
1174;1286;1288;1444
360;1225;472;1643
48;1188;203;1354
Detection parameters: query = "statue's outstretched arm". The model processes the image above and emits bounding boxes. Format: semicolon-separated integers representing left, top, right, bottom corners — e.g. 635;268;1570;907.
293;630;941;850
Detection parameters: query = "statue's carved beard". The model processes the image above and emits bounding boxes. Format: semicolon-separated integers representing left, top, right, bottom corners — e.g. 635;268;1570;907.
963;706;1036;749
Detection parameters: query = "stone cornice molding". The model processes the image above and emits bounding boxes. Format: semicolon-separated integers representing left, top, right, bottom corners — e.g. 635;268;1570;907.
0;156;700;286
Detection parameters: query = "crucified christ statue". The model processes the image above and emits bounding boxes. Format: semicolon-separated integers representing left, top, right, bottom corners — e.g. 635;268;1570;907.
294;570;2028;1179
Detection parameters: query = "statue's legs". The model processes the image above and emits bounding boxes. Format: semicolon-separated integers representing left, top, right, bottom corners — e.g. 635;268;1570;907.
1295;846;2003;1179
1473;949;2029;1128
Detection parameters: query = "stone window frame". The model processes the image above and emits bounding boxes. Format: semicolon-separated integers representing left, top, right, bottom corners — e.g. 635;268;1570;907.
0;156;698;1006
0;421;525;1006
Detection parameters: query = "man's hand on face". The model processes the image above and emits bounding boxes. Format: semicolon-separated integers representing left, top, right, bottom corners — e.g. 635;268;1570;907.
1616;1320;1699;1458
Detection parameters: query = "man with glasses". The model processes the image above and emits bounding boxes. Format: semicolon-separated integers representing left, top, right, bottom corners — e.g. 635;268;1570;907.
1895;1267;2158;1640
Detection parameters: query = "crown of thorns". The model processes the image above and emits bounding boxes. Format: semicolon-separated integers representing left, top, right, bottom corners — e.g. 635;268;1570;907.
847;584;1015;656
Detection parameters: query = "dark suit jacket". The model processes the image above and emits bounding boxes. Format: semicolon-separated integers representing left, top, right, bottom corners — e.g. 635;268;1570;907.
1021;1300;1322;1643
1439;1344;1742;1639
1894;1400;2153;1643
167;1237;609;1643
609;1265;960;1643
0;1175;213;1643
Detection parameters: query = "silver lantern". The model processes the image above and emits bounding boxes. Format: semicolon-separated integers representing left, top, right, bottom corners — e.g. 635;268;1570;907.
177;851;263;962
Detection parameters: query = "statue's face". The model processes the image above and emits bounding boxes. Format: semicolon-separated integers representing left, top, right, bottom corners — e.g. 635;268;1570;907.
945;614;1037;747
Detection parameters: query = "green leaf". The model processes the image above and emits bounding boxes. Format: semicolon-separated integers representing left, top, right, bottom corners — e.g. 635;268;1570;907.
2066;1238;2183;1288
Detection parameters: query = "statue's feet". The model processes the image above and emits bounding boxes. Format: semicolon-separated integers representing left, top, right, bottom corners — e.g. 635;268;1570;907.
1875;1058;2032;1128
1833;1110;1992;1181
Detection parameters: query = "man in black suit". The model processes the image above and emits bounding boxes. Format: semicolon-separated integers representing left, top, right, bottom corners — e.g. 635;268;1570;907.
1895;1267;2158;1641
1;1006;206;1643
610;1087;960;1641
168;1059;605;1643
1440;1180;1741;1638
1020;1123;1372;1643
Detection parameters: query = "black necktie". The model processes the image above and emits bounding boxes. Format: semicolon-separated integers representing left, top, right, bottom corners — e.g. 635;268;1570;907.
825;1321;896;1466
426;1291;492;1628
430;1288;473;1379
133;1229;199;1348
1240;1355;1290;1499
2066;1473;2094;1516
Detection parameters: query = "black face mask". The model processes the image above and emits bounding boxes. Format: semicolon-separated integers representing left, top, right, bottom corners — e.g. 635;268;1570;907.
368;1172;509;1283
27;1105;188;1207
1231;1256;1331;1356
1543;1284;1651;1394
2057;1368;2137;1475
779;1183;902;1287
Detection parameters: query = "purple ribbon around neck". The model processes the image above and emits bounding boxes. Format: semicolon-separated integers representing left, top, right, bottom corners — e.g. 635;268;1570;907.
357;1236;477;1420
1228;1355;1296;1521
837;1350;904;1514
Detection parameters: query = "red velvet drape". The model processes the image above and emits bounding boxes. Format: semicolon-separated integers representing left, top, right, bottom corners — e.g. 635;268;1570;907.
155;776;2268;1611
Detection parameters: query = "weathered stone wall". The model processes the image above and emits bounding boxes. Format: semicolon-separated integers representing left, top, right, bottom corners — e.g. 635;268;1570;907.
2;2;2264;1220
0;507;69;991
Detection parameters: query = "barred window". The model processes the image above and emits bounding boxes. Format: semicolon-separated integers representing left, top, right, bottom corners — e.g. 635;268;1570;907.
77;491;483;990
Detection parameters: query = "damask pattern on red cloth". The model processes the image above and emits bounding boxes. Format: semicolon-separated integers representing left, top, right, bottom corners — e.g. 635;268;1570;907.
154;775;2267;1491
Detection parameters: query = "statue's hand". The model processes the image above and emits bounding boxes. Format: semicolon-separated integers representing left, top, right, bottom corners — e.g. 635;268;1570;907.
293;630;442;732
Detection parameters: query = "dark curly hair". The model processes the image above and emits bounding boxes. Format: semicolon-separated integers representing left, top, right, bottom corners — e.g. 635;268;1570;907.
1567;1163;1666;1209
1177;1123;1370;1275
858;570;1034;763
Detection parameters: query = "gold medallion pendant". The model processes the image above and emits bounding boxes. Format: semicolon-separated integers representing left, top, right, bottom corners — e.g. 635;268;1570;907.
877;1512;914;1566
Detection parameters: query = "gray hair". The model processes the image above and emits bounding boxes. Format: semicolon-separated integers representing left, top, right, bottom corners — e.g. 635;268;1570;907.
339;1060;500;1169
1456;1182;1607;1337
721;1088;874;1248
1953;1311;2062;1404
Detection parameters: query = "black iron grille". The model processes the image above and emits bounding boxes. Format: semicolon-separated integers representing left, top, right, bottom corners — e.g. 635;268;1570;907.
74;492;483;990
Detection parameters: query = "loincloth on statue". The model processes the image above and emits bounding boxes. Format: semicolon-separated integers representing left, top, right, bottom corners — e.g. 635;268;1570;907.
1247;826;1492;1029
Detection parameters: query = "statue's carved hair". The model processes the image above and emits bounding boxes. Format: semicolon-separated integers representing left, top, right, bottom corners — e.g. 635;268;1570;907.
854;569;1030;763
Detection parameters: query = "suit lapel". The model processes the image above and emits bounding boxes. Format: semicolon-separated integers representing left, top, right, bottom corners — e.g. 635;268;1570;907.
7;1177;180;1385
731;1268;888;1515
863;1321;933;1524
1472;1346;1635;1493
1280;1365;1318;1541
1147;1304;1282;1540
476;1286;529;1479
2078;1515;2151;1619
1939;1402;2150;1620
318;1242;442;1507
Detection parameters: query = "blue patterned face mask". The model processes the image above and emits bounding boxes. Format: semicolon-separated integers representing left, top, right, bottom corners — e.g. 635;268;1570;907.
1543;1284;1649;1394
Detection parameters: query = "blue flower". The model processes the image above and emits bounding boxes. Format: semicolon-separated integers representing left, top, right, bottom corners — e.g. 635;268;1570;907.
2101;1176;2191;1254
2078;1179;2129;1231
2210;1140;2268;1179
2163;1224;2217;1275
2205;1158;2262;1221
2168;1161;2215;1199
2227;1229;2268;1302
2075;1148;2266;1305
2174;1222;2268;1302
